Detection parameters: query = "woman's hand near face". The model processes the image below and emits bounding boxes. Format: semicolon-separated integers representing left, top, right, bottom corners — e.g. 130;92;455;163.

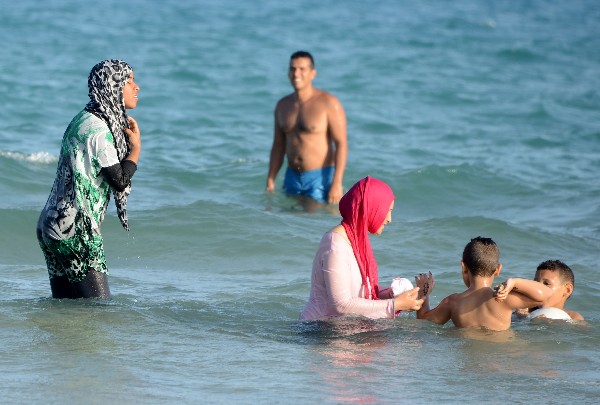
393;287;423;311
124;116;141;164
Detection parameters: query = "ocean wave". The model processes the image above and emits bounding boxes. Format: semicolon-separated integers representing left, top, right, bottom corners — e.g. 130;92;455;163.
0;149;56;164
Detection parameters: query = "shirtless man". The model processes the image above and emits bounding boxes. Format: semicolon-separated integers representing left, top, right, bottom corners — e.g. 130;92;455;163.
266;51;347;207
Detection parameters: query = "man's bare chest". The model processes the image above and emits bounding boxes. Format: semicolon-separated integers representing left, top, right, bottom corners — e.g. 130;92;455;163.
279;104;327;134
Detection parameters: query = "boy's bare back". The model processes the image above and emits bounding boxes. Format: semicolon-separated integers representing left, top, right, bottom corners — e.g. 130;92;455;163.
416;273;553;331
444;288;515;330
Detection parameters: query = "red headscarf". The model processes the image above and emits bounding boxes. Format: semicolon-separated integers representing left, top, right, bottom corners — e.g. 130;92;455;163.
339;176;395;300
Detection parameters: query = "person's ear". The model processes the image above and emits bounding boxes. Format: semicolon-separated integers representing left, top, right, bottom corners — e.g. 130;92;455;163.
461;262;470;287
564;282;574;299
494;263;502;277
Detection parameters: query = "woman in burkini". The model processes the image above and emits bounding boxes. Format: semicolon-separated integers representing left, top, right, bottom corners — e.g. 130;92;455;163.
37;59;141;299
300;176;423;320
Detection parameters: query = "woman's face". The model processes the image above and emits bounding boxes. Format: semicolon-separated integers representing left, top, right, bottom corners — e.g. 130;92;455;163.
122;73;140;109
375;200;394;235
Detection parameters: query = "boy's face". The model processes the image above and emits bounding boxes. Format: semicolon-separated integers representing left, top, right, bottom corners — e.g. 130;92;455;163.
535;269;572;308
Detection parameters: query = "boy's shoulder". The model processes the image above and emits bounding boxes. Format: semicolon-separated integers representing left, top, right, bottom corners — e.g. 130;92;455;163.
445;289;490;310
441;291;463;305
565;309;584;321
453;288;509;315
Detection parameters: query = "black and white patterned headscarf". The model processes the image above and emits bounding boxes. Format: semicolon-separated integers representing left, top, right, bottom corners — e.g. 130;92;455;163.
85;59;133;230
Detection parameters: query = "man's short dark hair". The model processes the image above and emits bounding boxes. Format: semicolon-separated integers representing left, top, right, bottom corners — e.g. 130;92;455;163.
290;50;315;69
462;236;500;277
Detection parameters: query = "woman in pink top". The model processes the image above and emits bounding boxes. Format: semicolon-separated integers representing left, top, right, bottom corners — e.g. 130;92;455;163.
300;176;423;320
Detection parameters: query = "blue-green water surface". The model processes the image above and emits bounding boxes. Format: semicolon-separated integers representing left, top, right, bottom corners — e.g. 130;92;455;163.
1;1;599;403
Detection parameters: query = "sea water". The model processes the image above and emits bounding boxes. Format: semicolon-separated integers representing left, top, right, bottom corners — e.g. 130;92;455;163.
1;0;599;403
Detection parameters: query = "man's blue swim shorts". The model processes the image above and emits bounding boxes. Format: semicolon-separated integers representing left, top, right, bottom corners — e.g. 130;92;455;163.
283;166;334;203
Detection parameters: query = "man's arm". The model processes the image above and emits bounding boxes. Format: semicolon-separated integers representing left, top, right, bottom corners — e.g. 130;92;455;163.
326;95;347;204
266;109;286;192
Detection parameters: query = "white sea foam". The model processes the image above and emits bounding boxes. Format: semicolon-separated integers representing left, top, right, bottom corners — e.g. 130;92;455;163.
0;150;57;164
1;0;598;403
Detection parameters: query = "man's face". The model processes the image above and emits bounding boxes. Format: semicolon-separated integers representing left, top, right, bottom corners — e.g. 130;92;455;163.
288;57;316;90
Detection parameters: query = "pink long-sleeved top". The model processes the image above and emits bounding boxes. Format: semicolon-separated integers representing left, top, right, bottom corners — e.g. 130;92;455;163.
300;231;395;320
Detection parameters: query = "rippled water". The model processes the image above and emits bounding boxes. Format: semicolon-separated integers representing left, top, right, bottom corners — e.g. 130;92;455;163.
1;0;599;403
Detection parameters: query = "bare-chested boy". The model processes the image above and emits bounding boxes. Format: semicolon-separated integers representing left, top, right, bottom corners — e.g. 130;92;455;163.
415;236;553;331
516;259;584;321
266;51;347;207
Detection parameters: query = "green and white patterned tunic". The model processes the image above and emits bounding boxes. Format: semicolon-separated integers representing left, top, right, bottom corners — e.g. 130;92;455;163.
37;110;121;282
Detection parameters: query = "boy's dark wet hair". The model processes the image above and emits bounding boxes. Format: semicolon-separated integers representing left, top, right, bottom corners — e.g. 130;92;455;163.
290;50;315;69
462;236;500;277
536;259;575;286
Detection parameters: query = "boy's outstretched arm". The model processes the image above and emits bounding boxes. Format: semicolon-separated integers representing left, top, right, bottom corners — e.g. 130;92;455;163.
494;278;553;310
416;295;453;325
415;273;451;324
415;272;435;300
